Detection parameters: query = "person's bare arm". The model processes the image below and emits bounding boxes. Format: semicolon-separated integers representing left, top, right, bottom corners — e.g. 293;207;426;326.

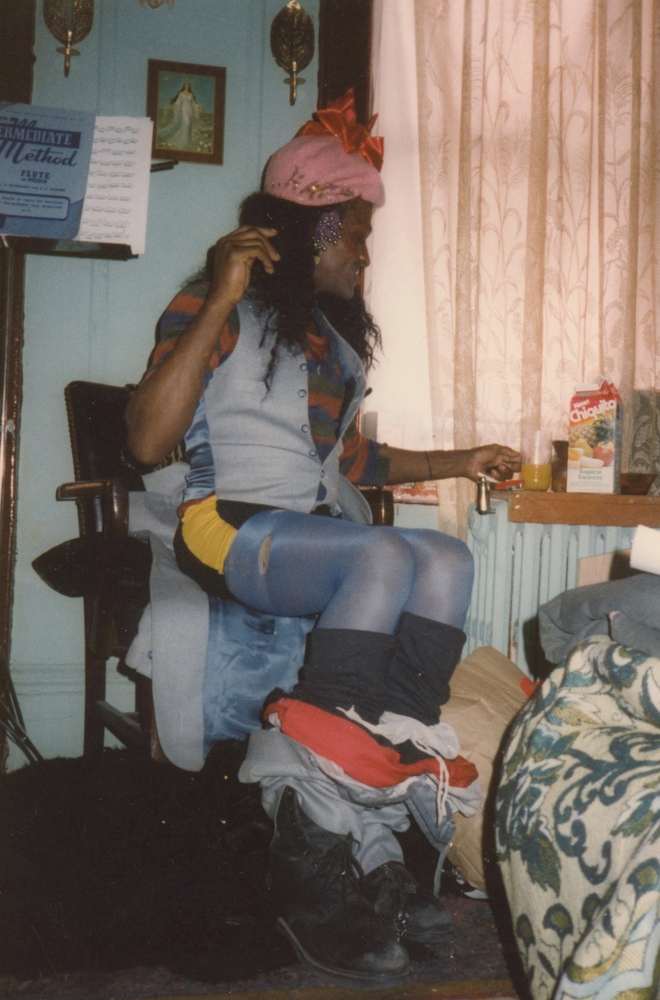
381;443;521;485
125;225;280;467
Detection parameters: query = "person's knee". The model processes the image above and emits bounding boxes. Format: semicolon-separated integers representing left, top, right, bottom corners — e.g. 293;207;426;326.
367;529;416;583
449;537;474;583
423;532;472;575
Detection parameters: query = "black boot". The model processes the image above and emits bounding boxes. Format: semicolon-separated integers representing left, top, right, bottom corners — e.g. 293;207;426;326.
363;861;452;950
269;786;410;989
387;612;466;724
291;627;394;724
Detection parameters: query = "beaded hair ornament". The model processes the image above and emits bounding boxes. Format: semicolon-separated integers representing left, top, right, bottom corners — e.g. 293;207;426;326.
312;207;343;262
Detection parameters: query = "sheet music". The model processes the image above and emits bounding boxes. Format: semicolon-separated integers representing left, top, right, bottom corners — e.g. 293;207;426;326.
76;116;153;254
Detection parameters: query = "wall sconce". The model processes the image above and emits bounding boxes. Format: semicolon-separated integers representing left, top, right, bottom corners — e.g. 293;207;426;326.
43;0;94;77
270;1;315;106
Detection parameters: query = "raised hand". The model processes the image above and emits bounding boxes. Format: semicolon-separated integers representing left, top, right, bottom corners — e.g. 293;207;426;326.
208;225;281;307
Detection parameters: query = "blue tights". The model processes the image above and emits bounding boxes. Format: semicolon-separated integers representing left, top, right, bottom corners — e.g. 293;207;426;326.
223;510;474;633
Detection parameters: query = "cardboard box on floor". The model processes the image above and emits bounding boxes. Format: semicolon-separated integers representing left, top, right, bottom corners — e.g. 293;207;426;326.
442;646;532;893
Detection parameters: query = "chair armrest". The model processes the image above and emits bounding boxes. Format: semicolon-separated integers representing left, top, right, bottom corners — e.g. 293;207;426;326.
57;480;112;498
57;477;129;524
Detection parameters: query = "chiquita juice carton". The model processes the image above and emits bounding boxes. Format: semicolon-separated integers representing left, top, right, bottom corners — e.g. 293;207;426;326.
567;377;623;493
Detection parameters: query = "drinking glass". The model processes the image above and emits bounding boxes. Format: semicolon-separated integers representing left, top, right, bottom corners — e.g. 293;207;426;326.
521;429;552;491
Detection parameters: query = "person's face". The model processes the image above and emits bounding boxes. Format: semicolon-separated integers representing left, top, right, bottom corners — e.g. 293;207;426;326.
313;199;373;300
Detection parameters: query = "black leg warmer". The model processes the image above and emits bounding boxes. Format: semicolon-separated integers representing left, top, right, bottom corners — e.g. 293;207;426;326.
290;627;395;724
386;612;466;725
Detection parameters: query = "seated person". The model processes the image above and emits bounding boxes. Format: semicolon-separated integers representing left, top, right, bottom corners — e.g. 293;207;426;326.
126;90;520;990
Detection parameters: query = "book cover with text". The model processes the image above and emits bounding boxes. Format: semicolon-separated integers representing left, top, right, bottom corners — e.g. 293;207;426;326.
0;103;95;240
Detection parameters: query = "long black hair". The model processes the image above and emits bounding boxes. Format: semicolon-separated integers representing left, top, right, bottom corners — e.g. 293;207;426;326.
236;192;381;379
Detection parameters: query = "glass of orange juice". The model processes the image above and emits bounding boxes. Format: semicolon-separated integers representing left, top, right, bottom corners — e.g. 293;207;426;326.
521;429;552;491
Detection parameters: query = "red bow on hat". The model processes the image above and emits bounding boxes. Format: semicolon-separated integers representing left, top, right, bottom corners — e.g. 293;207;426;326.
296;88;384;172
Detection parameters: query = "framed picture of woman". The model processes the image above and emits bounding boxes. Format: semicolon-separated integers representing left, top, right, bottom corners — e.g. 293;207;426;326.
147;59;226;165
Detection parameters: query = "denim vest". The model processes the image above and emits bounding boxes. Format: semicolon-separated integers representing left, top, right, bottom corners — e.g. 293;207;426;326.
184;297;372;524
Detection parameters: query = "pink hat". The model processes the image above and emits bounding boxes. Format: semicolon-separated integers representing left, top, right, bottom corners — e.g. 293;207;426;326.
263;89;385;208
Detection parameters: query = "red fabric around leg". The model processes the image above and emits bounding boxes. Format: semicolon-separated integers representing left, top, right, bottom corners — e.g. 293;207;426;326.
263;697;478;790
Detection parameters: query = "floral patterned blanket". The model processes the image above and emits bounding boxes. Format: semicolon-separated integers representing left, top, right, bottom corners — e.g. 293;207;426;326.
496;636;660;1000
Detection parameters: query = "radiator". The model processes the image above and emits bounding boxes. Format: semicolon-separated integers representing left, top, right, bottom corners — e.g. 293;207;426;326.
464;497;637;676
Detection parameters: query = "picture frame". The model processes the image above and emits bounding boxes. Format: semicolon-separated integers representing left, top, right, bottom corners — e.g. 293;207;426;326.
146;59;226;165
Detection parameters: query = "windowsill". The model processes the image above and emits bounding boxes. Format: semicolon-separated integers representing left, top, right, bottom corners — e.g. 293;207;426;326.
507;490;660;527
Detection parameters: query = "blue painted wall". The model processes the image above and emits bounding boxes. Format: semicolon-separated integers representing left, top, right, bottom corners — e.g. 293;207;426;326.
9;0;320;768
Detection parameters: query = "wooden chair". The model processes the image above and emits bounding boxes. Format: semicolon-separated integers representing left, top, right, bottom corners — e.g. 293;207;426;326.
33;381;154;756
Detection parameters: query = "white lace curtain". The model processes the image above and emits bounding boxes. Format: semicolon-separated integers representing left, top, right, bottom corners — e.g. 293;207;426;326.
372;0;660;536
